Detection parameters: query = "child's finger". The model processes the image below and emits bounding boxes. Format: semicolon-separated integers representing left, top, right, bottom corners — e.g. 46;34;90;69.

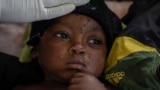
68;84;80;90
70;73;86;84
72;72;86;78
70;77;80;84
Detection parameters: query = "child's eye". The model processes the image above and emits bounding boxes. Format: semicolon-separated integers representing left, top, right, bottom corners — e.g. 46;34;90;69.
88;39;102;45
55;33;69;39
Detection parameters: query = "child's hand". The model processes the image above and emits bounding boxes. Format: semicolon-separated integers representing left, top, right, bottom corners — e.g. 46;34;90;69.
68;73;107;90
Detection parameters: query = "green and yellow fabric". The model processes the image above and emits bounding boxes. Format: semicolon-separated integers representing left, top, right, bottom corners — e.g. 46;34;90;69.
105;37;160;89
19;23;33;62
104;1;160;90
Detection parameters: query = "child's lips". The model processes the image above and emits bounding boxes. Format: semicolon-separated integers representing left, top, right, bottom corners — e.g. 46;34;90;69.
67;61;86;71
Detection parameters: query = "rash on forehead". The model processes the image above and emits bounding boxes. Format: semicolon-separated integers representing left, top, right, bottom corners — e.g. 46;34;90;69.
92;26;101;31
74;14;98;34
60;14;103;34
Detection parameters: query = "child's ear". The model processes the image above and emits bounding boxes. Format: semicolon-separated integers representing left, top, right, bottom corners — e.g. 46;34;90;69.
31;46;38;59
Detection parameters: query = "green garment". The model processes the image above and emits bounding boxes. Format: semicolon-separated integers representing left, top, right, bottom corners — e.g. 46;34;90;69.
104;37;160;90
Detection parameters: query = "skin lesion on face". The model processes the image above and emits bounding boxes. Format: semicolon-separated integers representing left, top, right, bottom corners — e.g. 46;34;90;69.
34;13;107;85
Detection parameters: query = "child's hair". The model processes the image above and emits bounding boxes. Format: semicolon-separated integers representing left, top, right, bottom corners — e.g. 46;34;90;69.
27;0;122;54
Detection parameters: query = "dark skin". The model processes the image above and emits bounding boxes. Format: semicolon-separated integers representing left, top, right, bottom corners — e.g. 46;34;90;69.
14;13;116;90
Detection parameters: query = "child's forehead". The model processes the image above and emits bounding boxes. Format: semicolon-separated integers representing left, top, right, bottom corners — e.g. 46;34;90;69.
54;13;102;28
58;13;94;21
42;14;104;37
47;13;103;31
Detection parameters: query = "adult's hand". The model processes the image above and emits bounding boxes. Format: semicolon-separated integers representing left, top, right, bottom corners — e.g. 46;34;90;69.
0;0;89;23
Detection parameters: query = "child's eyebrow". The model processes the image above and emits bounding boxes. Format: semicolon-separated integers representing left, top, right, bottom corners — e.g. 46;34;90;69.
51;19;104;33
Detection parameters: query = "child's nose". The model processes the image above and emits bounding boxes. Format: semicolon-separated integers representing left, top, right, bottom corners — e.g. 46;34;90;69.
69;43;85;54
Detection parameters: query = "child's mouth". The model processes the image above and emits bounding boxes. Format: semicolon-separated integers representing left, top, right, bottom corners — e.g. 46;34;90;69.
67;61;86;72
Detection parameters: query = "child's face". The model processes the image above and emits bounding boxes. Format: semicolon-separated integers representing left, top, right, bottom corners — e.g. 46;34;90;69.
34;13;107;83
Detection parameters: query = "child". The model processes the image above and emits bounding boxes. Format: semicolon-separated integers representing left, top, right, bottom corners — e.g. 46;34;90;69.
0;0;122;90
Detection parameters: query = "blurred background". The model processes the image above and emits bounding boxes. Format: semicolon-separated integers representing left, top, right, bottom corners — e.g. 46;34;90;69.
105;0;133;19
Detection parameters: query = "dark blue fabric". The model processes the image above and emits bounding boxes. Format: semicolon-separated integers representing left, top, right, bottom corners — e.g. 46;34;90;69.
0;52;43;90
